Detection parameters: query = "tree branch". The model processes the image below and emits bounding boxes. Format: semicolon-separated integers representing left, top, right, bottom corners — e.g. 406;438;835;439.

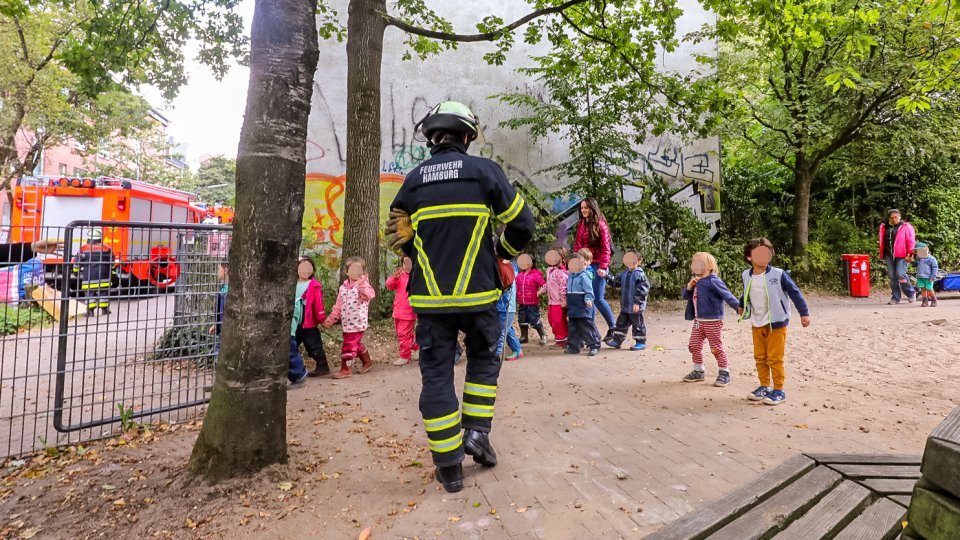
12;16;29;64
382;0;589;42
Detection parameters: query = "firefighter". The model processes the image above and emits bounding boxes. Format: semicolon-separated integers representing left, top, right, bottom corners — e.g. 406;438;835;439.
77;229;114;316
386;101;535;493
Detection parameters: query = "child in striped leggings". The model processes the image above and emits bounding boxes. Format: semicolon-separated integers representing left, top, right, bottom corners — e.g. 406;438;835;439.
681;252;742;387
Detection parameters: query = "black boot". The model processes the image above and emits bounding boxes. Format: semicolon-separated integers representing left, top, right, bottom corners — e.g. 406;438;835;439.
464;429;498;467
519;325;529;344
435;463;464;493
603;328;614;342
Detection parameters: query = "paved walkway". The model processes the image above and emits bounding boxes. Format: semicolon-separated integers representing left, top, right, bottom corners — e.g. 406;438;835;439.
264;295;956;539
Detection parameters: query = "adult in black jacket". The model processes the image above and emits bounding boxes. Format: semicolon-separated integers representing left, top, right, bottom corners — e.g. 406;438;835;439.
386;101;535;493
76;230;114;316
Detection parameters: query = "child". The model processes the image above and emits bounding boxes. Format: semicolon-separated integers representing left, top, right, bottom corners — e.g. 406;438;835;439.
740;238;811;405
515;254;547;346
682;252;741;386
565;254;601;356
288;277;310;389
322;256;376;378
296;257;331;378
496;260;523;360
914;242;940;307
386;257;419;365
209;261;229;346
578;248;596;281
545;248;570;347
604;251;649;351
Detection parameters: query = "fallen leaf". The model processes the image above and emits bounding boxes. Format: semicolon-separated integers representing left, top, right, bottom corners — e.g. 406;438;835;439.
489;509;496;515
516;507;527;513
794;424;808;429
653;346;665;351
472;502;481;508
278;482;293;492
20;528;41;539
448;516;461;523
101;484;116;491
358;528;372;540
113;498;126;507
185;518;197;529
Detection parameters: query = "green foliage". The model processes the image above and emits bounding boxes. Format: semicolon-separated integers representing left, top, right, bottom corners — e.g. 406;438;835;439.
153;323;216;368
117;403;141;433
185;155;236;204
0;305;52;335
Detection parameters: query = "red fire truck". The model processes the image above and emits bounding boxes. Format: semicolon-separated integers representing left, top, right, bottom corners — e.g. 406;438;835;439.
8;176;206;291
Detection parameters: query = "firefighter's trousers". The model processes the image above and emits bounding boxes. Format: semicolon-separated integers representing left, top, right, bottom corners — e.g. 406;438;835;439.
416;306;502;467
81;280;111;311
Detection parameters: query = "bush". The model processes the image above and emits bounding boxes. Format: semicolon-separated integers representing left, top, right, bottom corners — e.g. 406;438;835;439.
0;304;52;335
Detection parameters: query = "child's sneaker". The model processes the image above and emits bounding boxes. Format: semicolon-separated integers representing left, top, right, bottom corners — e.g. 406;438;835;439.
289;372;308;389
539;335;548;346
714;371;731;387
932;298;938;307
630;342;646;351
748;386;771;401
553;340;567;348
563;348;579;355
588;348;600;356
763;389;787;406
505;351;522;361
682;369;705;382
393;358;411;366
921;297;929;307
604;339;622;349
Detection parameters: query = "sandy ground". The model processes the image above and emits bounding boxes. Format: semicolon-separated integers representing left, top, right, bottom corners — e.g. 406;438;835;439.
0;292;957;539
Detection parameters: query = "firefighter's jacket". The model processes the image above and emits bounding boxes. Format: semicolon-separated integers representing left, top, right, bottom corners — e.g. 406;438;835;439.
77;242;114;287
390;142;535;314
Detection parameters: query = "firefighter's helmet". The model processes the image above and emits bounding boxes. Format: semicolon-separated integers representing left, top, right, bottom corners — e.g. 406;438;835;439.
89;229;103;242
415;101;480;145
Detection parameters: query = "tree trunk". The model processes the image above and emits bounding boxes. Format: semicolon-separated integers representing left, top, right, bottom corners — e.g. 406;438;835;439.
189;0;319;482
791;157;815;257
342;0;386;289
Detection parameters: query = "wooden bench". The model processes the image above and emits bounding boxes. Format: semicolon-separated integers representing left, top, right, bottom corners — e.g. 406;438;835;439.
647;453;918;540
649;406;960;540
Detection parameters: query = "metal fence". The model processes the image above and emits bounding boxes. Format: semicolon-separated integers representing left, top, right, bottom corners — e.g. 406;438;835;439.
0;221;231;458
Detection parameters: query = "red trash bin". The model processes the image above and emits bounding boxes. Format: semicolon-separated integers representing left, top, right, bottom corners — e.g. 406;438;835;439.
840;254;871;297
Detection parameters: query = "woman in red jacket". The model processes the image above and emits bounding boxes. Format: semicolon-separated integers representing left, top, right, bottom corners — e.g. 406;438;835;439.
573;198;615;339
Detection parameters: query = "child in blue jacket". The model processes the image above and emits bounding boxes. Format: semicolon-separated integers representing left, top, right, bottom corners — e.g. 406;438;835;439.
682;252;741;387
496;260;523;360
604;251;650;351
914;242;940;307
565;254;601;356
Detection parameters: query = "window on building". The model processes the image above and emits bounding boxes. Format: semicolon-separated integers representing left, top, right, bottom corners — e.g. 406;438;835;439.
59;163;67;175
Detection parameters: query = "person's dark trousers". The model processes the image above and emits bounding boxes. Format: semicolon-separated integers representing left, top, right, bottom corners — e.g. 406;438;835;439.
417;306;502;467
884;255;916;302
567;317;601;353
288;337;307;382
296;325;329;373
607;311;647;347
517;304;545;340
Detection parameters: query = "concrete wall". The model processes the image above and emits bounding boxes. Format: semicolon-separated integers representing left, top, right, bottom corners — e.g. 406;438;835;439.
303;0;720;263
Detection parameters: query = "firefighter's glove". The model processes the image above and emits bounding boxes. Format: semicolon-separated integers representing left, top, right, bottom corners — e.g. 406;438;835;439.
385;208;414;250
498;258;516;290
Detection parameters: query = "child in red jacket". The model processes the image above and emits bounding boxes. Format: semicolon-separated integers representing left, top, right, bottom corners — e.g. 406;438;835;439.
295;257;330;377
515;254;547;346
386;256;419;366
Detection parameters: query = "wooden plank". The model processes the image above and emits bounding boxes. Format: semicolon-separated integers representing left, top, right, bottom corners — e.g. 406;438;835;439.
829;464;921;479
804;453;921;466
889;495;911;508
773;481;871;540
921;437;960;500
647;454;815;540
928;406;960;443
708;466;842;540
905;487;960;540
859;478;917;495
833;498;906;540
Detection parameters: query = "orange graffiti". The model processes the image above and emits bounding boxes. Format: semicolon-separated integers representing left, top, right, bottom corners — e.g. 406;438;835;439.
304;173;405;250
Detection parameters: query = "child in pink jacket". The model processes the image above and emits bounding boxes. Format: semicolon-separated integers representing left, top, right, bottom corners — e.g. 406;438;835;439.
386;257;419;366
323;256;376;378
545;248;569;347
515;254;547;346
296;257;330;377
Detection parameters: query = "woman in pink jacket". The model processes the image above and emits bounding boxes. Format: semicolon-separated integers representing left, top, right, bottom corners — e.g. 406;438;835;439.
296;257;330;377
878;209;917;305
323;257;376;378
515;254;547;346
573;198;615;338
386;257;419;366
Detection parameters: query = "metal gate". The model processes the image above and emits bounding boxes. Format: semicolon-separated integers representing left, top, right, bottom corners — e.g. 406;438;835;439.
0;221;230;457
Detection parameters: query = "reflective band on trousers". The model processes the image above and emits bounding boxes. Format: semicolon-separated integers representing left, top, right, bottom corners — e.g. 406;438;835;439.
423;410;460;433
462;403;494;418
409;290;501;309
464;382;497;398
496;193;525;224
80;282;111;290
428;432;463;453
